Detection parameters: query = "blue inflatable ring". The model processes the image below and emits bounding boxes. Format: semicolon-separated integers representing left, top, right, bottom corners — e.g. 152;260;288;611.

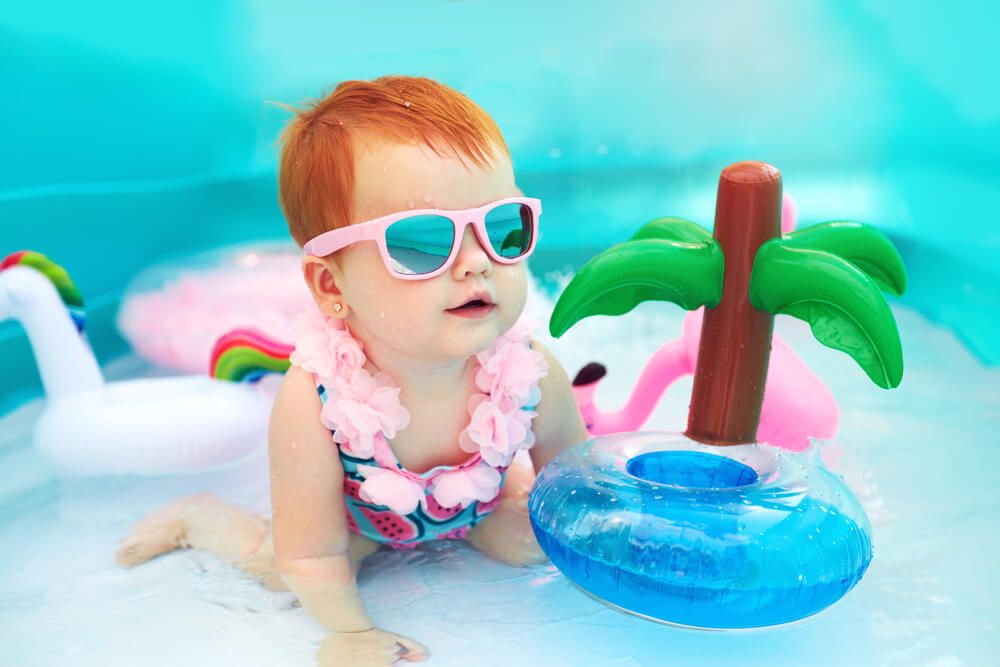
528;432;872;629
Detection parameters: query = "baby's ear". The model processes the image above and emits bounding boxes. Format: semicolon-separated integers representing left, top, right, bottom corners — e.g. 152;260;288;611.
301;255;345;315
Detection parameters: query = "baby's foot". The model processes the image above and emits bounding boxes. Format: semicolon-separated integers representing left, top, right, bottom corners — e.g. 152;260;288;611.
115;494;204;567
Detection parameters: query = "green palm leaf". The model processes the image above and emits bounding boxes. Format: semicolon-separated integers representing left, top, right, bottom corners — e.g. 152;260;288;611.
781;222;907;296
751;241;904;388
630;216;716;245
550;236;724;338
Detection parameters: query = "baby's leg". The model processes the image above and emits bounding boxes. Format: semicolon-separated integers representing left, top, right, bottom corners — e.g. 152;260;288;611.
466;455;547;567
116;493;377;590
116;493;271;576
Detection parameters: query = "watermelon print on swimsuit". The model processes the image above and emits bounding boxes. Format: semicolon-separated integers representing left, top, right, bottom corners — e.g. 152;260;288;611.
338;451;509;548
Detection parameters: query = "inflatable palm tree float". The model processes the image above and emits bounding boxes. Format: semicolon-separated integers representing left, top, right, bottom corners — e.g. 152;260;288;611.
531;161;906;628
550;160;905;445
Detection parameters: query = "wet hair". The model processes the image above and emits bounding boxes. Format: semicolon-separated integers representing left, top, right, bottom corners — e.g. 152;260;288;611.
277;75;510;247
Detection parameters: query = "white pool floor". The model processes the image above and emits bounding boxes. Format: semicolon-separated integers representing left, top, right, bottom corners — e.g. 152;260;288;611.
1;285;997;667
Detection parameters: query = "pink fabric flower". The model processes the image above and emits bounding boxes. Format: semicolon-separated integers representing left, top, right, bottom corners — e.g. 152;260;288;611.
325;330;366;380
460;398;533;467
458;394;496;454
475;338;547;406
429;462;502;509
356;464;426;515
321;370;411;458
290;310;364;382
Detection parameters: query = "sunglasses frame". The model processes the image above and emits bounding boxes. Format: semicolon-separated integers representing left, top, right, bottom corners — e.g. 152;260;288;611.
302;196;541;280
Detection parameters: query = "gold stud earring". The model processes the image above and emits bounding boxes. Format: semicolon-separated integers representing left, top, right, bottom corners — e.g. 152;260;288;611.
333;303;343;313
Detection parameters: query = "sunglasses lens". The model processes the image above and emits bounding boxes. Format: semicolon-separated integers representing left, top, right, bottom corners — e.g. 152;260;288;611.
385;214;455;275
484;203;533;259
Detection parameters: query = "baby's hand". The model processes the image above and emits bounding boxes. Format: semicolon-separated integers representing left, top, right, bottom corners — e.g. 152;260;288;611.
466;453;548;567
317;628;427;666
467;500;548;567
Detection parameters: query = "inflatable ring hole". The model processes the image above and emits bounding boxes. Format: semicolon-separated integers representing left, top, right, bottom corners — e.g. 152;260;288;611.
625;451;759;489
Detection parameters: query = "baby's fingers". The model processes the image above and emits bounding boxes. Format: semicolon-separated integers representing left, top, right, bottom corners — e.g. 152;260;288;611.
391;634;428;662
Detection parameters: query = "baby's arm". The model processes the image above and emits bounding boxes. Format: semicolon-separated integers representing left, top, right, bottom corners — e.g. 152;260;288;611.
529;339;590;472
269;365;427;665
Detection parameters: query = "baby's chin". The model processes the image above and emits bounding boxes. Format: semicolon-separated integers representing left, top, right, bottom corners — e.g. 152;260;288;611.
434;311;518;357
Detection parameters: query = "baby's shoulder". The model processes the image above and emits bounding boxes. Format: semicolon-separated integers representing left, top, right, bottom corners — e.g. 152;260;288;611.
270;364;321;425
525;337;583;423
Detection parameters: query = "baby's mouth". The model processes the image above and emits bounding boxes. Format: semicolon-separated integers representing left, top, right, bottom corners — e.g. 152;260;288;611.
449;298;489;310
446;295;497;318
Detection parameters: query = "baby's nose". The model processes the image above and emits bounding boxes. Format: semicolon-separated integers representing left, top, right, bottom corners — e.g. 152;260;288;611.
451;225;492;278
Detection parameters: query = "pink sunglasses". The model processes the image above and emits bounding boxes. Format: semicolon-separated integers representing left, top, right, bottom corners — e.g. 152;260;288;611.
303;196;541;280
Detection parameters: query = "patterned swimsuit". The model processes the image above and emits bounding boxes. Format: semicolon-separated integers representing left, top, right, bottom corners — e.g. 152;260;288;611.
292;310;547;549
321;382;517;547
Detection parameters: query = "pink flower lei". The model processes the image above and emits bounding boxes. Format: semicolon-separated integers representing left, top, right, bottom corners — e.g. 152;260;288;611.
290;308;548;515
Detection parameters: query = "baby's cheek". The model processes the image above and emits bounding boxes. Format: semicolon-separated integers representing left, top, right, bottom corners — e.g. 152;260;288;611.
358;289;413;340
496;265;528;313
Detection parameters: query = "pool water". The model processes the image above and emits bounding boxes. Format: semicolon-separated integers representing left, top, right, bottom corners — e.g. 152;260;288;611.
0;278;996;666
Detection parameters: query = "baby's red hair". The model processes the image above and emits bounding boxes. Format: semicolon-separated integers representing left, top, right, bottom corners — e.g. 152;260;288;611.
277;75;510;247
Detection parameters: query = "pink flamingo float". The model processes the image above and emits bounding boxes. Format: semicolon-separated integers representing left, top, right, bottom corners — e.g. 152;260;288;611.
570;193;839;451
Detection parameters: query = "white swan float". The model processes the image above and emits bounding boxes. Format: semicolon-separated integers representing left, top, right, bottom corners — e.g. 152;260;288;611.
0;251;273;475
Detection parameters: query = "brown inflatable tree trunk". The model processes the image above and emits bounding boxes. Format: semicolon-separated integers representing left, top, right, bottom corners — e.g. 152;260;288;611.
686;161;783;446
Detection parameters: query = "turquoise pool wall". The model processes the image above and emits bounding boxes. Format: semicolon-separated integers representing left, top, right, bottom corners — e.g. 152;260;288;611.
3;0;998;405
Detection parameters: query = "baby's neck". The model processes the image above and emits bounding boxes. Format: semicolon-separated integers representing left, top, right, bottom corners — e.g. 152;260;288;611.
362;344;474;401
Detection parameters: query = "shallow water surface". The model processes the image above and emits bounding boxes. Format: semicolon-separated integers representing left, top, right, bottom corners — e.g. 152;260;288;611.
0;286;997;667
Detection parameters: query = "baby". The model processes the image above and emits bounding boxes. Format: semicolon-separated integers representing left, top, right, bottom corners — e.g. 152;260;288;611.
117;76;588;665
